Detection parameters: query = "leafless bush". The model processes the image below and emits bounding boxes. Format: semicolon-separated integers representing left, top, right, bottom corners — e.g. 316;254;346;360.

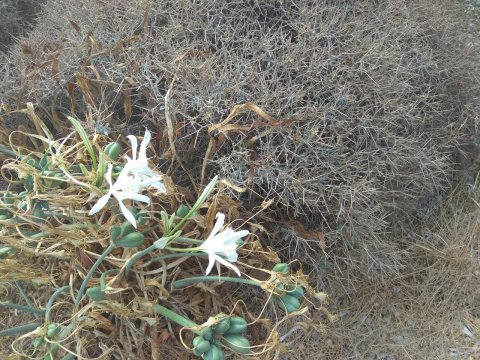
1;0;479;280
0;0;46;53
316;177;480;359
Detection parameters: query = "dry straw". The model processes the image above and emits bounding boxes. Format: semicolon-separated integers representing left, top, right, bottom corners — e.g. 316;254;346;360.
0;107;329;359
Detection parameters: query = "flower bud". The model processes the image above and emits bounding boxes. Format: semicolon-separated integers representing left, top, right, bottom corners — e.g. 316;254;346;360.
33;336;46;348
288;285;305;299
110;226;122;242
225;317;247;334
26;158;38;168
0;246;15;259
120;221;135;237
276;294;301;313
86;286;106;301
193;339;211;356
113;165;124;173
200;327;213;341
175;204;190;218
272;263;290;274
39;155;48;169
221;334;250;354
104;142;122;161
3;192;15;205
203;344;224;360
213;317;230;335
192;336;204;347
115;232;145;248
32;205;47;223
47;323;61;338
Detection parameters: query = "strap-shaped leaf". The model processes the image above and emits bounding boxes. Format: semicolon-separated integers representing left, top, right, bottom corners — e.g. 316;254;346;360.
67;116;97;171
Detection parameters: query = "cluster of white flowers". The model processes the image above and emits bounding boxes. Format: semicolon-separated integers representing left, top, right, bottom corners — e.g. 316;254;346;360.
88;129;166;228
199;212;249;276
89;129;249;276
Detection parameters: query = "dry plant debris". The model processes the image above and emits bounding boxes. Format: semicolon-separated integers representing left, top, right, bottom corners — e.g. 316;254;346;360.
0;109;329;359
0;0;479;359
1;0;478;280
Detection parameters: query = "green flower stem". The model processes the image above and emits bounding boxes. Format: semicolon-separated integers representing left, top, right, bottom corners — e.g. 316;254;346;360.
75;244;115;305
139;252;206;269
150;252;206;263
164;246;202;253
45;286;69;322
28;224;90;240
168;209;197;236
0;145;22;159
0;322;40;338
100;269;120;291
172;276;260;289
0;301;45;316
124;243;159;279
14;281;38;318
167;176;218;236
123;234;181;278
173;237;203;244
152;304;199;332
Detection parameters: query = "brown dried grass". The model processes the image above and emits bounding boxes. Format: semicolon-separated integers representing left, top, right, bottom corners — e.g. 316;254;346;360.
1;0;479;359
2;0;479;280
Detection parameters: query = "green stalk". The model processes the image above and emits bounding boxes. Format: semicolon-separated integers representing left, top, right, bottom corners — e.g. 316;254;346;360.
45;286;69;322
139;252;206;269
149;252;206;263
0;145;22;159
75;244;114;305
168;176;218;236
123;235;179;278
0;301;45;316
0;322;40;338
172;276;260;289
164;246;201;252
173;237;203;244
152;304;199;331
14;281;38;318
124;243;158;279
100;269;120;291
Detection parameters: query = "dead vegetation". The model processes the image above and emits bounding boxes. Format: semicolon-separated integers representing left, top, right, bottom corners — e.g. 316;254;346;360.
0;0;46;53
1;0;479;280
1;0;479;359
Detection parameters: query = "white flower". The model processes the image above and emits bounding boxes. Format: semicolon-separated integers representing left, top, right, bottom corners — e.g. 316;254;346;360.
89;164;150;228
124;129;166;193
199;213;249;277
89;129;167;227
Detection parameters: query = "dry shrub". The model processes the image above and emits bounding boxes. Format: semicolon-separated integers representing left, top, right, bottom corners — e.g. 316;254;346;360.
0;1;479;359
0;111;331;358
306;179;480;359
0;0;46;53
0;1;479;278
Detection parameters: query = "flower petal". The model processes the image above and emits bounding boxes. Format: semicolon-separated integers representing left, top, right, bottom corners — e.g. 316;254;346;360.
105;164;113;186
117;197;137;228
149;181;167;193
139;129;151;162
205;253;216;275
89;192;112;215
127;135;138;161
121;192;150;204
219;229;250;246
213;254;241;277
210;212;225;238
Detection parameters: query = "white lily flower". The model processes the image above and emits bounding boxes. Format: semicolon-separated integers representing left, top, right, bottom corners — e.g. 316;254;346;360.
88;164;150;228
89;129;167;227
199;212;249;277
125;129;166;193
